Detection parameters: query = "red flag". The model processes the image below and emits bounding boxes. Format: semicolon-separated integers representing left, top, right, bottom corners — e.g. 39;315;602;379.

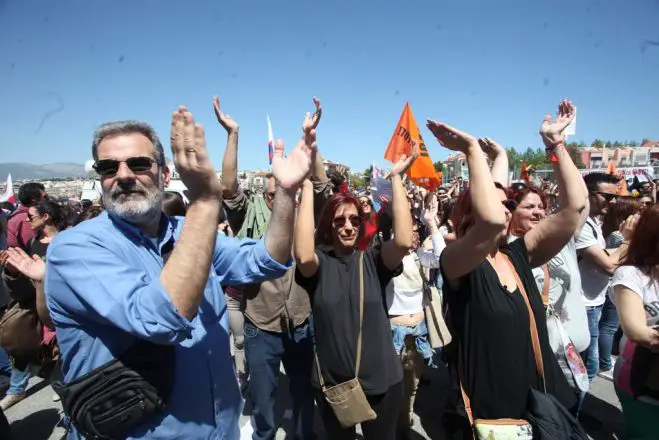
520;162;530;182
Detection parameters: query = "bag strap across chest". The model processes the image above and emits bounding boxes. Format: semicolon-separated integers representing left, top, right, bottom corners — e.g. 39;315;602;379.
459;252;546;425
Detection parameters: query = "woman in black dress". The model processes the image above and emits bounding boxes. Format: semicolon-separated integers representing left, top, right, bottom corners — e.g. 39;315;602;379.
294;151;417;440
427;100;586;422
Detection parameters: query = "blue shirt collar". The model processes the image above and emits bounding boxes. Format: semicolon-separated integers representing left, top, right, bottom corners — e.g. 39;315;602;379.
105;211;178;253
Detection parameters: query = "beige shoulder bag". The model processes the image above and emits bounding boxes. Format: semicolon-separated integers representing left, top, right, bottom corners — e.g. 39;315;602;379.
315;251;377;428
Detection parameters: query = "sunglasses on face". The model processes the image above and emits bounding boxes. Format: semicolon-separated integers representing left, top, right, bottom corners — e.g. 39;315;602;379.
596;191;617;202
643;201;653;207
332;215;362;229
502;199;517;211
27;212;41;222
93;156;157;177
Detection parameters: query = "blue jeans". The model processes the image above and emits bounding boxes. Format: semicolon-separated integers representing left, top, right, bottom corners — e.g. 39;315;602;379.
244;317;316;440
582;304;603;382
598;294;620;371
0;348;11;377
581;297;620;382
7;366;30;396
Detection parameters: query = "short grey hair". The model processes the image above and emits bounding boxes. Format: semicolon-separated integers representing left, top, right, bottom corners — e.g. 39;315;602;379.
92;120;166;166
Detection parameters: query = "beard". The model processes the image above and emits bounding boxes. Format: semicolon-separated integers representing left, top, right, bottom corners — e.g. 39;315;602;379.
102;177;164;224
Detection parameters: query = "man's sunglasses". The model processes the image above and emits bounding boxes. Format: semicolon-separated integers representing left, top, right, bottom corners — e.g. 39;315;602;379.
332;215;362;229
596;191;617;202
502;199;517;211
93;156;157;177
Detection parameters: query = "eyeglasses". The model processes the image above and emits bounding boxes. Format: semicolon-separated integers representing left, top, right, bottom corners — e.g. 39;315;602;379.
596;191;617;202
93;156;157;177
332;215;362;229
27;212;41;222
359;199;370;206
643;201;653;207
502;199;517;211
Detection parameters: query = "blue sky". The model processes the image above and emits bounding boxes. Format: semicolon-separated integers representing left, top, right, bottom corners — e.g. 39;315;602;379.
1;0;658;173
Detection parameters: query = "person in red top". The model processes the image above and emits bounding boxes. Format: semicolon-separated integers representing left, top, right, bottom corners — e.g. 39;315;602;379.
6;182;46;251
358;195;381;250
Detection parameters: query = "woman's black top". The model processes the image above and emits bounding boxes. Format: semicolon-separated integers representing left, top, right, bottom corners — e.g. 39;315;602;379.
442;238;576;419
296;245;403;395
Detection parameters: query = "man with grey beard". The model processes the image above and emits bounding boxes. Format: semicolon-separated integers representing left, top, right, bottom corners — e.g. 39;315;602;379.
43;106;317;440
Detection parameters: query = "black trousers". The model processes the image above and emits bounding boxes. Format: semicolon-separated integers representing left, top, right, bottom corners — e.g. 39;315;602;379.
315;380;404;440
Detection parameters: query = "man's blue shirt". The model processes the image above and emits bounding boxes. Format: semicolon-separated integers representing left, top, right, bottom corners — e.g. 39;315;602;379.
45;211;290;439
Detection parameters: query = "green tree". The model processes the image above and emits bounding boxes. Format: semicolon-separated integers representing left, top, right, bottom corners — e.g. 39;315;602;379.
363;165;373;186
433;161;443;172
565;144;586;168
351;174;366;189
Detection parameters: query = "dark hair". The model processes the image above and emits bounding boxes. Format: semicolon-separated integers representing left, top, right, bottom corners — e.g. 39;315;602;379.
509;183;548;211
162;191;187;217
620;204;659;284
440;198;455;232
35;198;66;231
74;205;104;226
92;120;165;166
602;197;641;238
315;192;365;247
583;172;619;194
18;182;45;207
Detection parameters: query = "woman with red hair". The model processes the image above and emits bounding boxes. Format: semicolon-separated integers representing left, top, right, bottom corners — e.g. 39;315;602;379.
611;207;659;439
507;180;591;405
430;99;586;428
294;151;416;440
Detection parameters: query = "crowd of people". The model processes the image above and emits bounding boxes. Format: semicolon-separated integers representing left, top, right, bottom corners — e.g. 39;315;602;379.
0;96;656;440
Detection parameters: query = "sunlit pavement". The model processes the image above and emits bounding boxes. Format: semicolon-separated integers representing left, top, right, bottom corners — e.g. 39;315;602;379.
5;372;624;440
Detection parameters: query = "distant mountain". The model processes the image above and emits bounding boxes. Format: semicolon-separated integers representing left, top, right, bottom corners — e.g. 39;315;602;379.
0;162;86;180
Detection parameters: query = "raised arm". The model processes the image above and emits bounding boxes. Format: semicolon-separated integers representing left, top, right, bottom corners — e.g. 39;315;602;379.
417;194;446;269
426;121;507;283
213;96;240;198
479;137;509;186
381;149;417;270
265;113;317;264
524;100;587;267
309;97;328;183
294;179;319;277
160;107;223;321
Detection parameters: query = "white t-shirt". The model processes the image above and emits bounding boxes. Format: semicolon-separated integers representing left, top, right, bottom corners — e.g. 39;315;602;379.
388;253;424;315
610;265;659;404
520;238;590;353
507;234;590;352
541;239;590;353
611;266;659;350
576;217;610;307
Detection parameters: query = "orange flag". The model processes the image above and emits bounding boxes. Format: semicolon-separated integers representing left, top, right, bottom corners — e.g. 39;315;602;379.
384;103;440;191
606;159;617;175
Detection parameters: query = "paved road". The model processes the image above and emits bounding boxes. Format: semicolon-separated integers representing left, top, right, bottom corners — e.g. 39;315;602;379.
5;372;625;440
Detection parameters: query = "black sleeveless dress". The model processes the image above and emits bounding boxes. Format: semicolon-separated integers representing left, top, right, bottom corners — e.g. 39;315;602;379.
442;238;576;419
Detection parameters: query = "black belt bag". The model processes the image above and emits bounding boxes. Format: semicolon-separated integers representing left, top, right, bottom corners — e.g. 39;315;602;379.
51;340;176;440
